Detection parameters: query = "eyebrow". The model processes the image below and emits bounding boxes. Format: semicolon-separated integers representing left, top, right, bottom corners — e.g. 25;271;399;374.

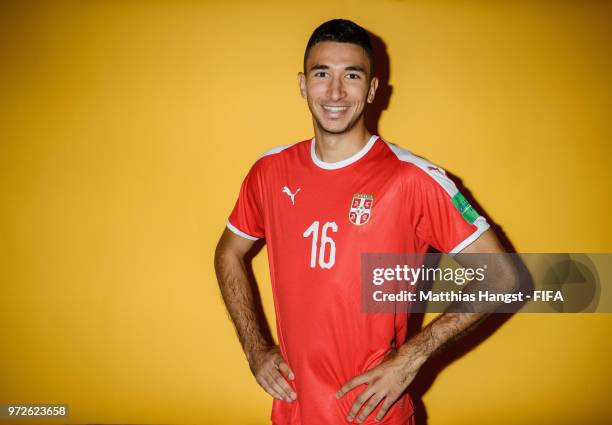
309;64;367;73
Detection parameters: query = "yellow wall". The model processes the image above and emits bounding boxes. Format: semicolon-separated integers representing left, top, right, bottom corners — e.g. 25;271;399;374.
1;1;611;424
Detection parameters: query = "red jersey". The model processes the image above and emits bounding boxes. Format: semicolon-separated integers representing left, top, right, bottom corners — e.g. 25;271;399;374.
227;135;489;424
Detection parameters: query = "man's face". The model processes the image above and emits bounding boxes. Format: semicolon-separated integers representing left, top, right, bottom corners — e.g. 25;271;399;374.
298;41;378;135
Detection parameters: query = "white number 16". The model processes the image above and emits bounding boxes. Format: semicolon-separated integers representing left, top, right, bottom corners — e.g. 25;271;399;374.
303;221;337;269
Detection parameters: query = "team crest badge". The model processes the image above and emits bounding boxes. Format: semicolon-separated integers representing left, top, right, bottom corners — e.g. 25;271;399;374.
349;193;374;226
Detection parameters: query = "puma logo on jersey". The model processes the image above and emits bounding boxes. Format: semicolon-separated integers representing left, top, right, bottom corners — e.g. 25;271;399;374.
282;186;301;205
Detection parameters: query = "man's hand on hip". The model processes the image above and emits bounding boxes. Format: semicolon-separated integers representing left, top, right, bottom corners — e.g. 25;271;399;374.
249;345;297;403
336;348;421;423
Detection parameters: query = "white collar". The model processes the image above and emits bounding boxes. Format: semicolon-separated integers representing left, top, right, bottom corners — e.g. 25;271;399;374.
310;134;379;170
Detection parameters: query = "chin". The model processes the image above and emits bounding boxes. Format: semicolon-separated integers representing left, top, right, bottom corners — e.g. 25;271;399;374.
320;125;350;135
315;119;351;135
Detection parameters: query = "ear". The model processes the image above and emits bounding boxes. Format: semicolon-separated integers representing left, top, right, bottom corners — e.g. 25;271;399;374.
297;72;307;99
367;76;379;104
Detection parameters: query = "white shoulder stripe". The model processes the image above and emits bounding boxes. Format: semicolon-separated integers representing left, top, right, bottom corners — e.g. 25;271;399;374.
384;141;490;255
257;144;293;160
384;141;458;197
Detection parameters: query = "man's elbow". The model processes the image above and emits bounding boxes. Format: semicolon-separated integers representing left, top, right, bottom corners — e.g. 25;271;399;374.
498;259;520;294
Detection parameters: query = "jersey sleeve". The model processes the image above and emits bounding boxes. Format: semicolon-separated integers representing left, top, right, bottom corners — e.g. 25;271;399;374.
227;161;265;240
409;166;490;255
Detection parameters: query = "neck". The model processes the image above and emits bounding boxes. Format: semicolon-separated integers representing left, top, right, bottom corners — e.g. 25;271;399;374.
313;124;372;164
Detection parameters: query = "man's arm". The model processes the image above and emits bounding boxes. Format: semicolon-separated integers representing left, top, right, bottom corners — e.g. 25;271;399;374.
395;229;518;367
337;229;518;422
214;228;297;402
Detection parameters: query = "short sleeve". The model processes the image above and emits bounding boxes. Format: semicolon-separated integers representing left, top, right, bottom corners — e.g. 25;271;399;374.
410;166;490;255
227;161;265;240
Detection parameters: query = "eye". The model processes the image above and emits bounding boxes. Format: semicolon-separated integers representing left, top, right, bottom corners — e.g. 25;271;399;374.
313;71;328;78
346;73;361;80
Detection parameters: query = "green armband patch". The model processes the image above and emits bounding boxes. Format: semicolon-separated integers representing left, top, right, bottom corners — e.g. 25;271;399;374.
451;192;479;224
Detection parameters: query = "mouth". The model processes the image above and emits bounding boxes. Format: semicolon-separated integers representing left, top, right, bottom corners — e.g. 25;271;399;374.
321;105;350;118
322;105;350;112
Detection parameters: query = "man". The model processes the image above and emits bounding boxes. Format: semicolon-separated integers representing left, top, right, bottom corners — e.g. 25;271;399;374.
215;19;516;425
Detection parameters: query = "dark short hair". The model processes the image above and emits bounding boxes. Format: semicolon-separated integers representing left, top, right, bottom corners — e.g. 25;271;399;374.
303;19;374;76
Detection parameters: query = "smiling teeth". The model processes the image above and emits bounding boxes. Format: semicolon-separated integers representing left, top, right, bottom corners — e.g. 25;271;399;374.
323;106;348;112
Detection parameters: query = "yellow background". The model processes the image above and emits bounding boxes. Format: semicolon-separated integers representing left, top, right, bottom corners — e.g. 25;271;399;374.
1;1;611;424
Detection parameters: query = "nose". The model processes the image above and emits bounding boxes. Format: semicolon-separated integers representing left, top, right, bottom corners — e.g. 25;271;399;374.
327;74;346;102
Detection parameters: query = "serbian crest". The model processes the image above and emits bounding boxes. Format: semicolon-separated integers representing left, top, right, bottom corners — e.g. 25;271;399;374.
349;193;374;226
